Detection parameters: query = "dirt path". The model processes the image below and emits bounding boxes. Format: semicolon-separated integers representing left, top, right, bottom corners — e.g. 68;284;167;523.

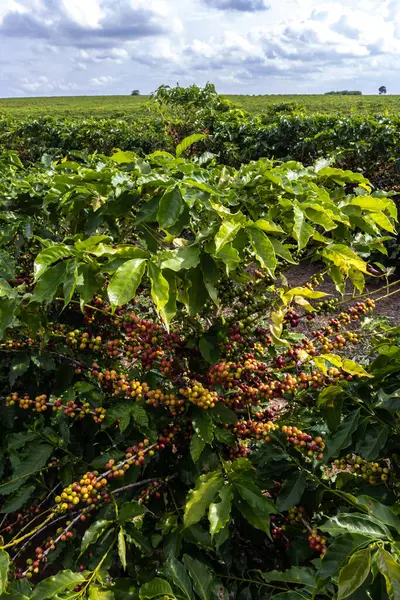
285;262;400;325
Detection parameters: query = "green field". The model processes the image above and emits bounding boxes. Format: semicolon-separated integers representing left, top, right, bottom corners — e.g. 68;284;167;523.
1;93;400;117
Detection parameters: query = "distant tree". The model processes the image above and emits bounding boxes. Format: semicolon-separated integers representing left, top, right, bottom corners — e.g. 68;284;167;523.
131;90;140;96
325;90;362;95
379;86;387;95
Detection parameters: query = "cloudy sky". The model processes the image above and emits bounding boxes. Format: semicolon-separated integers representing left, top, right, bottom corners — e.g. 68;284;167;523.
0;0;399;97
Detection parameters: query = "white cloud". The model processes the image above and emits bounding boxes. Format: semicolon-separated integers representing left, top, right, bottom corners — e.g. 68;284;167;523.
19;75;78;92
203;0;270;11
89;75;115;86
1;0;400;96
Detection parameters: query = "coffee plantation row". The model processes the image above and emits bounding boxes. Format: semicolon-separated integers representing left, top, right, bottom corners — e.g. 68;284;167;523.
1;84;400;189
0;84;400;600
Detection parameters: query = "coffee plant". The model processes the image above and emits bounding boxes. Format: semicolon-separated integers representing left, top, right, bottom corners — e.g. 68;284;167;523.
0;142;399;600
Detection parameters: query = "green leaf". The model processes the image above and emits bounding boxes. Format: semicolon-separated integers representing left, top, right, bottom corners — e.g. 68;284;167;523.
277;471;307;512
376;548;400;600
34;244;74;280
111;150;137;164
337;549;371;600
263;566;316;587
210;404;237;425
108;258;146;310
317;534;356;579
81;520;112;552
215;220;243;253
0;443;53;495
209;484;233;537
118;528;127;571
159;271;177;329
31;571;85;600
1;485;35;514
103;403;132;432
369;211;395;233
63;258;78;306
176;133;207;158
190;434;206;463
192;409;214;444
130;404;150;436
134;196;160;225
185;266;209;316
269;237;297;264
0;550;10;595
234;480;276;536
31;354;56;371
125;524;152;555
118;501;147;524
341;359;372;378
247;228;277;274
161;247;200;272
356;496;400;534
214;428;236;447
320;514;390;539
183;555;213;600
139;578;174;600
293;205;314;250
325;410;360;458
199;336;220;364
322;244;368;274
9;353;30;386
148;262;169;313
88;586;115;600
32;261;67;304
355;425;389;461
157;185;183;229
184;471;224;528
165;557;193;600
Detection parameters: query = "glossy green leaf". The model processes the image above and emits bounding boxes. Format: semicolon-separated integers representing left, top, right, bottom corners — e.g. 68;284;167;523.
32;261;67;304
337;549;371;600
277;471;307;512
234;480;276;535
1;484;35;514
108;258;146;310
190;433;206;463
356;496;400;533
376;549;400;600
263;566;316;587
148;262;169;312
293;205;314;250
183;555;213;600
269;237;297;264
192;409;214;444
209;484;233;537
184;471;224;528
31;571;85;600
34;244;74;280
176;133;207;158
161;247;200;272
247;227;277;274
118;528;127;571
320;514;390;539
0;550;10;595
139;578;174;600
165;557;193;600
9;353;30;386
215;220;243;253
157;185;183;229
81;520;112;552
325;410;360;458
88;586;115;600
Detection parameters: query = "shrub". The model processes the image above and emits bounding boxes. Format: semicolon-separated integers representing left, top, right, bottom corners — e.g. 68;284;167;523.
0;148;399;599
